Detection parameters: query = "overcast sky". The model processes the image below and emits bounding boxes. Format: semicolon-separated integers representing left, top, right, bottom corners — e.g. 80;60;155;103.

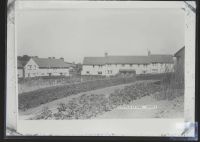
17;8;185;63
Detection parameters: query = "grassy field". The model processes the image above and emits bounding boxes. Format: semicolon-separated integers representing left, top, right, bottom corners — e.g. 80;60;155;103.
18;75;107;94
18;74;167;94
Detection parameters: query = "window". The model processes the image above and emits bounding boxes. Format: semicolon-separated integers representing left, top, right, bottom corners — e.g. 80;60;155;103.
122;64;125;67
86;71;90;74
98;71;102;75
130;64;133;67
93;65;95;68
27;65;32;70
107;70;112;74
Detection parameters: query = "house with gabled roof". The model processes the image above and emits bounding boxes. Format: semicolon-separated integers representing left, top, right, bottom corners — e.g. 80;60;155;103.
17;57;73;78
174;46;185;84
81;52;174;76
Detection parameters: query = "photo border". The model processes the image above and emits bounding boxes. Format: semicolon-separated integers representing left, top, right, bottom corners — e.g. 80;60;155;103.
1;0;199;141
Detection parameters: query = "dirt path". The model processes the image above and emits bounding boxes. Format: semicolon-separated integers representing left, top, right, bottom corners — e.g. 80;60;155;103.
20;80;156;120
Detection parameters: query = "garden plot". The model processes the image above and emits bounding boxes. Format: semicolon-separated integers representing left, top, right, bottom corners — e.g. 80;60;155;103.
19;82;134;120
19;77;136;111
20;80;164;120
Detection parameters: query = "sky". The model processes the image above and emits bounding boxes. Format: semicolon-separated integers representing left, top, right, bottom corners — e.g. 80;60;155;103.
17;8;185;63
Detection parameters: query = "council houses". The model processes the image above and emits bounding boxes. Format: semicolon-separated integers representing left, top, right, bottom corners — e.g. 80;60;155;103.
81;52;174;76
17;57;72;78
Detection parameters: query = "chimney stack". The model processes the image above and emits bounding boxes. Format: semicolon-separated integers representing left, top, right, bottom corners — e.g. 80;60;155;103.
104;52;108;57
148;50;151;56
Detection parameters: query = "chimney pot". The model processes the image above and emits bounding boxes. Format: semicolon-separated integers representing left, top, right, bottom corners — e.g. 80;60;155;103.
104;52;108;57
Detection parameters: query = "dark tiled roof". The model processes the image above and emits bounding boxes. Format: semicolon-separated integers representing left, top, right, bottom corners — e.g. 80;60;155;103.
107;56;150;64
174;46;185;57
83;55;174;65
83;57;108;65
32;57;70;68
150;55;174;63
65;62;76;68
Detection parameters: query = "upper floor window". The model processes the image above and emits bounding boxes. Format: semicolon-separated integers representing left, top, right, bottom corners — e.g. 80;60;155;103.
107;70;112;74
93;65;95;68
86;71;90;74
27;65;32;70
122;64;125;67
33;65;37;70
130;64;133;67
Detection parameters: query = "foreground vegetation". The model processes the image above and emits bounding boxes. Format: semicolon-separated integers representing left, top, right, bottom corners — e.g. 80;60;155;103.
30;72;184;120
19;77;136;110
31;81;161;120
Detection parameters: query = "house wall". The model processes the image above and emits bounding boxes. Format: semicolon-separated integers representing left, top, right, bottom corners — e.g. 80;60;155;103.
23;58;70;78
81;63;174;76
24;58;40;77
148;63;174;74
174;48;184;80
38;68;69;76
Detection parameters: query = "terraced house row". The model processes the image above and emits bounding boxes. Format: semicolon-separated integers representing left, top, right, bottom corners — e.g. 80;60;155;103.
81;51;175;76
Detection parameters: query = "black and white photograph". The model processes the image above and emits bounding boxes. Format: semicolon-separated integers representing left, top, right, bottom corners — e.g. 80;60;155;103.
6;0;197;137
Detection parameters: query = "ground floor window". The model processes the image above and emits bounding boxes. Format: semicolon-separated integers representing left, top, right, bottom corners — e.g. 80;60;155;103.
98;71;102;75
107;70;112;74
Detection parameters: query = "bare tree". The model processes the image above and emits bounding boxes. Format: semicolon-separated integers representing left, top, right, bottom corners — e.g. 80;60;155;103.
7;0;15;24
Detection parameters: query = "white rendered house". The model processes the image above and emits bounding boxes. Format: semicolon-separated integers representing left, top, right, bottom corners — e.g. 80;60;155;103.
81;53;174;76
17;57;72;78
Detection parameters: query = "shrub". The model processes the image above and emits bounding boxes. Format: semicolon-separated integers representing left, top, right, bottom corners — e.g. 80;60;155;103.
32;107;53;120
